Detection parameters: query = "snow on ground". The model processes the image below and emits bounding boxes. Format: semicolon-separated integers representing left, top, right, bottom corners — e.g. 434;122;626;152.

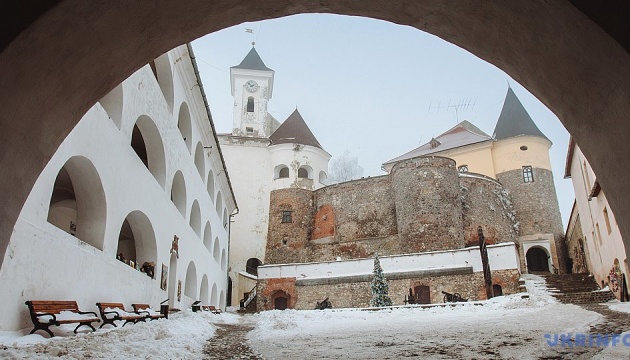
0;275;619;359
607;301;630;314
0;311;238;359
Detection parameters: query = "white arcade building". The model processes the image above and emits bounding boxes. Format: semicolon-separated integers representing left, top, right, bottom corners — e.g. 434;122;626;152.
0;44;236;331
218;47;331;306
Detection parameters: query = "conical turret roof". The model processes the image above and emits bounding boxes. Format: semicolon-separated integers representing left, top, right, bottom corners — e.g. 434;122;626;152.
269;109;323;150
493;87;549;141
231;47;273;72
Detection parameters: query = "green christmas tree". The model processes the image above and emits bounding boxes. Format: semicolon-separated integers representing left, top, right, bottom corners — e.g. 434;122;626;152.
370;254;392;307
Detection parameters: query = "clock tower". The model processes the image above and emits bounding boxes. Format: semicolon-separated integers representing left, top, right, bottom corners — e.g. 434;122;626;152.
230;46;275;137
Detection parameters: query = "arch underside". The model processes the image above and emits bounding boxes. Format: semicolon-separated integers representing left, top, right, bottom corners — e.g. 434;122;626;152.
0;1;629;271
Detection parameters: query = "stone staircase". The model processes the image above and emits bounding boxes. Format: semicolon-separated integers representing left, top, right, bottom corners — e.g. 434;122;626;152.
542;273;616;304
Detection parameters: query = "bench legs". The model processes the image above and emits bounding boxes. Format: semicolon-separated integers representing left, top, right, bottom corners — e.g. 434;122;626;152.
73;322;97;333
99;319;118;329
29;326;55;338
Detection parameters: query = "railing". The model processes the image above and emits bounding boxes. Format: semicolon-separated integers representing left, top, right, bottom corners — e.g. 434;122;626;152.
242;286;257;308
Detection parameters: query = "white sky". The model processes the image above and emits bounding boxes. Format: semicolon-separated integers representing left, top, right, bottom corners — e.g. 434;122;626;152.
191;14;574;227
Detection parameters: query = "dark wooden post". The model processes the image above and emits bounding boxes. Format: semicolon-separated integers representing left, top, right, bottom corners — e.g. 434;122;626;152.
478;226;493;299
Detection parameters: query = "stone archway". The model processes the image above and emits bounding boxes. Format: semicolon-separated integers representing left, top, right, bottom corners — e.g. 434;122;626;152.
1;1;630;274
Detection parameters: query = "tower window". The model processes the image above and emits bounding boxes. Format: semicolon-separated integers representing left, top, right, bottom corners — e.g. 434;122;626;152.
246;127;253;133
282;211;292;223
278;167;289;178
246;97;254;112
522;166;534;183
458;165;468;173
298;168;308;178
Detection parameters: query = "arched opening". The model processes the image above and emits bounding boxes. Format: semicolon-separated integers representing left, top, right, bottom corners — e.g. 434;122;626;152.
246;97;254;112
131;115;167;189
177;102;193;153
213;237;220;263
168;252;178;307
319;171;327;185
221;249;227;270
203;222;212;252
215;191;223;216
171;170;187;218
276;166;290;179
207;170;215;202
189;200;201;237
297;167;309;179
246;258;262;276
99;83;123;129
47;156;106;250
115;211;157;278
184;261;197;300
493;284;503;297
220;290;226;309
526;247;550;273
152;52;174;112
223;208;228;229
194;142;205;180
271;290;290;310
227;277;233;307
211;283;218;306
200;274;209;304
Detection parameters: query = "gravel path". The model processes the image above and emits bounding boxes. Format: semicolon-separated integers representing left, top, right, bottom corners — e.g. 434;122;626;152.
203;323;263;360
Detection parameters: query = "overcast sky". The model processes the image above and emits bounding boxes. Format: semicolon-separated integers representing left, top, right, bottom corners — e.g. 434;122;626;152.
191;14;574;227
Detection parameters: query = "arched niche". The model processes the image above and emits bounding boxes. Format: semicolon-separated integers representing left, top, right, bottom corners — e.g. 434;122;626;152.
99;83;123;129
274;164;289;179
319;171;328;185
131;115;166;189
203;222;212;252
215;191;223;216
115;210;157;278
222;208;228;229
47;156;106;250
184;261;197;299
213;237;220;263
194;142;205;180
189;199;201;238
177;102;192;153
200;274;209;304
207;170;215;203
211;283;218;306
170;170;187;218
219;290;226;309
221;249;227;270
151;52;174;112
298;165;312;179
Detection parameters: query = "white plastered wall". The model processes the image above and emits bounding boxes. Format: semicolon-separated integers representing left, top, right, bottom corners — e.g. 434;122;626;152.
0;46;234;331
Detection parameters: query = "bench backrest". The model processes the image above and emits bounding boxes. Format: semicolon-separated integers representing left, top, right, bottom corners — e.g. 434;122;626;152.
26;300;80;314
131;304;151;311
96;302;125;311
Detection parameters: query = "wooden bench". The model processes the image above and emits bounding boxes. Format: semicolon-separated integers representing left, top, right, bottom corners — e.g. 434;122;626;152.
203;305;222;314
96;302;147;328
131;303;165;320
25;300;100;337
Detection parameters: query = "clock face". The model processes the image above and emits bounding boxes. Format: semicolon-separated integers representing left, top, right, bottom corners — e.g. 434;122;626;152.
245;80;259;93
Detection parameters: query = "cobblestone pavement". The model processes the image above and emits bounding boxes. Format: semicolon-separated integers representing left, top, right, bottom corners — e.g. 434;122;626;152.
203;323;263;360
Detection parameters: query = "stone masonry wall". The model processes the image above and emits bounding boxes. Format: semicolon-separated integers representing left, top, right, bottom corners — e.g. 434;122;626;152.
391;156;464;253
460;175;519;247
284;269;520;310
497;168;567;272
265;189;313;264
313;176;397;242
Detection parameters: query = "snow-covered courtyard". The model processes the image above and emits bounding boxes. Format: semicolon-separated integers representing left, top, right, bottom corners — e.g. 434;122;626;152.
2;275;629;359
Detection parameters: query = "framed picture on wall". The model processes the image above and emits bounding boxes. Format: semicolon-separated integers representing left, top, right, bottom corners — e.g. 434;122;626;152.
161;264;168;291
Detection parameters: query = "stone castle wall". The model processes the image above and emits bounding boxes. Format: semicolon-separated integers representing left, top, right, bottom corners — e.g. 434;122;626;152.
391;156;464;253
258;269;520;310
460;175;519;247
265;188;313;264
497;168;567;272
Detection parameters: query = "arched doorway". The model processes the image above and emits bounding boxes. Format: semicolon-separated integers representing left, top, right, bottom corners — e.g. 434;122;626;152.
115;210;158;278
526;247;550;272
493;284;503;297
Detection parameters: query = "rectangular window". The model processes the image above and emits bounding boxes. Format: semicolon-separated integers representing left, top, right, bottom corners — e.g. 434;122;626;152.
246;127;253;133
522;166;534;183
603;207;612;234
281;211;292;223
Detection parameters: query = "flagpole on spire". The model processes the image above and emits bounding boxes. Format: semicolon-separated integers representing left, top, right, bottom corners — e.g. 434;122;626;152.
245;28;255;46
